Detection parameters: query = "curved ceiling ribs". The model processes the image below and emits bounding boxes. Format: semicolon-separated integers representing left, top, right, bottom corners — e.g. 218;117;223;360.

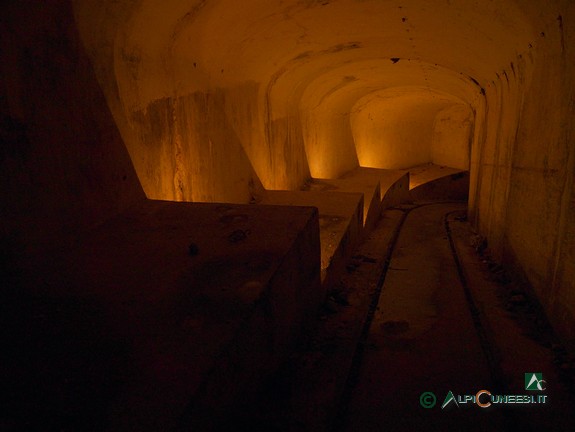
74;0;540;200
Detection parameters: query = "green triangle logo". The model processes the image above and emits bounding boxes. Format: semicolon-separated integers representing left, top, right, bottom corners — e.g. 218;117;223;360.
525;373;544;390
441;391;459;409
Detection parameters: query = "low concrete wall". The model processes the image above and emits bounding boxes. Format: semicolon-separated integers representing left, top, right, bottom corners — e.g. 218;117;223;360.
6;201;322;430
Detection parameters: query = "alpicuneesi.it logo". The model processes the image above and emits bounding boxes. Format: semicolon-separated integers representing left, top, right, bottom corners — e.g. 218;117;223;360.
525;372;546;390
420;373;548;409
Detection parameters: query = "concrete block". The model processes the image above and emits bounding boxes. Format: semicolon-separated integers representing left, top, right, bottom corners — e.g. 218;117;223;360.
261;190;364;289
12;200;321;430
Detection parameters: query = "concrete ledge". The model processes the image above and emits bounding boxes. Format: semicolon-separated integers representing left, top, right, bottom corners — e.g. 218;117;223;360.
9;200;321;430
305;172;380;234
402;163;464;189
260;190;364;289
347;167;411;212
304;168;411;233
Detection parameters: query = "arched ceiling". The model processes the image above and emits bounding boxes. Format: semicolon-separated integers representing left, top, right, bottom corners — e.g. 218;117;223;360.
108;0;538;108
73;0;561;195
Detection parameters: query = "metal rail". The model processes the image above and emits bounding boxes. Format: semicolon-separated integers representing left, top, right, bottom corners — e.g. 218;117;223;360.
333;203;515;431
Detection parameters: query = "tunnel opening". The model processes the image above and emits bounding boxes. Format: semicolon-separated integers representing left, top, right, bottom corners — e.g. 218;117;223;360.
350;87;473;173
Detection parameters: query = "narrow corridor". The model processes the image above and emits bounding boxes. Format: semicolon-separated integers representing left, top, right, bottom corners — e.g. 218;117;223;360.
337;203;575;431
2;2;574;429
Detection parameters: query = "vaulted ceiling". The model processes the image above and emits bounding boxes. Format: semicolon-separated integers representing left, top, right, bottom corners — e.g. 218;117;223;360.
74;0;561;198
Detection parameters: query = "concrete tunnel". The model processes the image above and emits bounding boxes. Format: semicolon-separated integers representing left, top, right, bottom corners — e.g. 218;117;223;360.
1;0;574;429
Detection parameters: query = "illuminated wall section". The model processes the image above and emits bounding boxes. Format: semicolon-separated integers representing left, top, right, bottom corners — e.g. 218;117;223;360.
68;0;575;343
431;104;473;170
351;87;467;169
74;0;267;202
73;0;524;199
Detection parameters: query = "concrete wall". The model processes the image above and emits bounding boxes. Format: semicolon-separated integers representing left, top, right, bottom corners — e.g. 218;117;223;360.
469;1;575;347
125;90;265;203
301;90;359;179
352;94;434;170
504;4;574;346
431;104;473;170
73;1;267;202
351;88;470;170
0;1;145;265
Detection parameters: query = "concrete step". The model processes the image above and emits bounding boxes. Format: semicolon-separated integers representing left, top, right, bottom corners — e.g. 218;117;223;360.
263;168;409;293
305;167;410;234
342;167;410;213
402;163;469;201
260;190;364;289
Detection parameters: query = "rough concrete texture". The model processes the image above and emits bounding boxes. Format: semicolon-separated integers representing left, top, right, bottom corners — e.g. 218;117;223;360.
341;204;575;431
351;88;469;170
2;0;575;427
71;0;575;349
344;204;501;431
3;200;321;430
305;173;381;233
260;190;364;286
240;204;575;431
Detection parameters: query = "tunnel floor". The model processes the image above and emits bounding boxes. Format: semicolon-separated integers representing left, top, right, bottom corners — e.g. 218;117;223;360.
5;202;575;431
246;203;575;432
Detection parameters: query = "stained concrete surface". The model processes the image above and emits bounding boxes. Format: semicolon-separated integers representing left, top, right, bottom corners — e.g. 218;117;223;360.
342;203;504;431
3;0;574;356
340;204;575;431
74;0;531;194
242;201;575;431
2;1;575;429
